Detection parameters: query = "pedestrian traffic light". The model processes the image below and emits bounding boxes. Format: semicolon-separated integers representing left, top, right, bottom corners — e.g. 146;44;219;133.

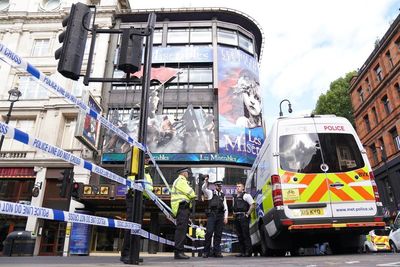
58;169;72;198
117;28;143;74
124;146;140;176
54;2;91;80
71;182;83;199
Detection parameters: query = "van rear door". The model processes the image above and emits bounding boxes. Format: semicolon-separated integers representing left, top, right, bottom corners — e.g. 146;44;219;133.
314;121;376;218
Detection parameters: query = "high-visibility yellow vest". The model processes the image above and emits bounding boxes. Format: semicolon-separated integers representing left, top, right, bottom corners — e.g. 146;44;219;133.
170;174;196;216
196;227;205;238
127;165;153;199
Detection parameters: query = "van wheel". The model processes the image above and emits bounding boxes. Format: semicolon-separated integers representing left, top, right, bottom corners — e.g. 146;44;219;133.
390;241;398;253
259;224;273;256
364;246;370;253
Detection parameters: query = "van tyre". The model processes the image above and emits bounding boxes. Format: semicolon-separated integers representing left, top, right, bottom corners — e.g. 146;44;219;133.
390;241;398;253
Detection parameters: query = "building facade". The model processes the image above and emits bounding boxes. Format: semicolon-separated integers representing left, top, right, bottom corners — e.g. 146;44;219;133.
0;0;130;256
349;13;400;218
83;7;265;253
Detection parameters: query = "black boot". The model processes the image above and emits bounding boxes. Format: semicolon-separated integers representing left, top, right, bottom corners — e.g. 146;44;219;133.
174;252;190;259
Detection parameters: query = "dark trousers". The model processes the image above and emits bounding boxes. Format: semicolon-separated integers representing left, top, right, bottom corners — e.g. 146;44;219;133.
204;211;224;255
234;214;252;254
174;204;190;253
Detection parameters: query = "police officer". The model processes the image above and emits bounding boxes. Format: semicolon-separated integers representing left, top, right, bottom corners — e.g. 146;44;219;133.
120;160;153;264
233;182;255;257
202;177;228;258
171;167;196;260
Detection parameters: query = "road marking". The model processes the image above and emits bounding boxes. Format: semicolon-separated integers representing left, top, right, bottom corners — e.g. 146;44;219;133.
346;261;360;264
377;262;400;266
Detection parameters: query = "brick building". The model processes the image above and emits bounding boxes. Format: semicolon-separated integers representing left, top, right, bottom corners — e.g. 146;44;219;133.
349;13;400;217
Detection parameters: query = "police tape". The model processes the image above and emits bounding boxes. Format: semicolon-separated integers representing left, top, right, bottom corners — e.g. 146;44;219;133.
0;121;142;192
0;42;171;191
0;42;144;151
0;200;236;252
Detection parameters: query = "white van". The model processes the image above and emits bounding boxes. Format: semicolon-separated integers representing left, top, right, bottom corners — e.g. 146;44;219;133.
246;115;385;255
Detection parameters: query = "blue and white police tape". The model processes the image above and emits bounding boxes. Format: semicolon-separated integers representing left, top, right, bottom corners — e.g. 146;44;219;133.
0;200;217;251
0;42;172;192
0;200;140;231
0;42;144;151
0;121;142;192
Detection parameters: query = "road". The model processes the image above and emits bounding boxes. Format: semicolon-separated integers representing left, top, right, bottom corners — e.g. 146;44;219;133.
0;253;400;267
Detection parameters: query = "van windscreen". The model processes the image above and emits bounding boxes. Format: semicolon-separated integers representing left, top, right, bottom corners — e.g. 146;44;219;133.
279;133;364;173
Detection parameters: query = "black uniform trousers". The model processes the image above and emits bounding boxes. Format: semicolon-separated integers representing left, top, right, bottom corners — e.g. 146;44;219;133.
204;211;224;256
174;202;190;253
234;214;252;255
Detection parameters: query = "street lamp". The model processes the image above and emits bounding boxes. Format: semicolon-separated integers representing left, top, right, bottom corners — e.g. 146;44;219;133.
279;99;293;117
0;88;22;151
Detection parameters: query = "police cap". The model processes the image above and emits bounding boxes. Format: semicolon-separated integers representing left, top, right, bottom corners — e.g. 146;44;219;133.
177;167;191;174
214;181;223;186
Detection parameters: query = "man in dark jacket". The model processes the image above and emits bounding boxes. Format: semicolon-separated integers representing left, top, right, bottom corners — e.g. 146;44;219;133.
202;177;228;258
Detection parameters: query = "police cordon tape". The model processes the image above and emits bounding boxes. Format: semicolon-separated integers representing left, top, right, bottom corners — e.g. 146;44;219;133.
0;120;237;239
0;200;237;251
0;42;171;192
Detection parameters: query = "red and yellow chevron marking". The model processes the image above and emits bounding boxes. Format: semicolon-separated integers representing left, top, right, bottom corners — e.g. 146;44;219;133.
279;166;374;204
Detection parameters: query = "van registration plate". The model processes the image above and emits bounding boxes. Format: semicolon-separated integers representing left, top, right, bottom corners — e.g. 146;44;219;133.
294;208;324;216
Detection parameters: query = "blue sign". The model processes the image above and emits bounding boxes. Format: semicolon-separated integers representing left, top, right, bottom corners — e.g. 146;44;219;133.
69;212;91;255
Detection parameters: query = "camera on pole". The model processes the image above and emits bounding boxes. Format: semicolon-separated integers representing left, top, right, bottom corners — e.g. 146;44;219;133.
117;28;143;74
54;2;91;80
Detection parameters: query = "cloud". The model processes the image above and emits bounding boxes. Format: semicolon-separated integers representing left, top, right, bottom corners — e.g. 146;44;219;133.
130;0;398;129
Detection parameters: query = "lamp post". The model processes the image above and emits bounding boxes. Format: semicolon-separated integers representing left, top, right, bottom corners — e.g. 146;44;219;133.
0;88;22;151
279;99;293;117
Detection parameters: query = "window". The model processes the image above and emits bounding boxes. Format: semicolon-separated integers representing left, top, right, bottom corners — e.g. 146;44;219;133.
389;127;400;151
395;83;400;98
71;77;89;97
190;28;212;43
18;76;48;99
357;87;364;103
189;67;212;83
279;133;364;173
32;39;50;57
382;177;395;203
217;28;238;46
167;28;189;44
370;144;378;164
238;33;254;54
363;114;371;131
41;0;60;11
1;119;35;151
374;64;383;82
60;117;78;149
381;95;392;115
365;77;371;92
378;137;386;161
153;29;163;44
0;0;9;11
386;51;394;68
395;36;400;51
372;107;378;125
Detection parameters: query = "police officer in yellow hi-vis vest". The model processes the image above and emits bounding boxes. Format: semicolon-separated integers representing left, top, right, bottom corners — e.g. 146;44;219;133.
120;158;153;264
171;167;196;260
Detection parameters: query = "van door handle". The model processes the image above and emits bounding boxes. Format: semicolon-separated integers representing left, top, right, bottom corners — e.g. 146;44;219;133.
330;182;344;188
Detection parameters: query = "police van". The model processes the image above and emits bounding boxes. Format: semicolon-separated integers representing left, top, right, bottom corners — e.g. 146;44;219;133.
246;115;385;255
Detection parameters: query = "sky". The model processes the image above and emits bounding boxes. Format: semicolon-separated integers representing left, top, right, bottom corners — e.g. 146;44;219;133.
130;0;399;130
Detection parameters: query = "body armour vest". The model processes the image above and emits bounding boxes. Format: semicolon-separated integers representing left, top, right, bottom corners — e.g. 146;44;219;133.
208;191;225;212
233;192;250;212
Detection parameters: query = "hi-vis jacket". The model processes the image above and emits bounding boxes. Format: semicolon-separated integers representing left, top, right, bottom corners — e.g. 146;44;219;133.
171;174;196;216
127;166;153;199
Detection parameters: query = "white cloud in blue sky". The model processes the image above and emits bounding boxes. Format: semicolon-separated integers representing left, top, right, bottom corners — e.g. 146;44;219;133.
131;0;399;130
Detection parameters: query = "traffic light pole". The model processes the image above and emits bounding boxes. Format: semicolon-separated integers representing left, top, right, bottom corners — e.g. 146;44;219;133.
128;13;156;265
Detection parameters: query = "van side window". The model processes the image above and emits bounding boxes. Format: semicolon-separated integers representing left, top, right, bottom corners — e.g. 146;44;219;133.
394;214;400;229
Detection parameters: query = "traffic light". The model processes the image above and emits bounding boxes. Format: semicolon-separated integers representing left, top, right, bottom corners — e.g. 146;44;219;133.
54;2;91;80
59;169;72;198
124;146;140;176
71;182;83;199
117;28;143;73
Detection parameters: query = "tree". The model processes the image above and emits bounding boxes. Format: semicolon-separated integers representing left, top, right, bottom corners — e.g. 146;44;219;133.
313;71;357;125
